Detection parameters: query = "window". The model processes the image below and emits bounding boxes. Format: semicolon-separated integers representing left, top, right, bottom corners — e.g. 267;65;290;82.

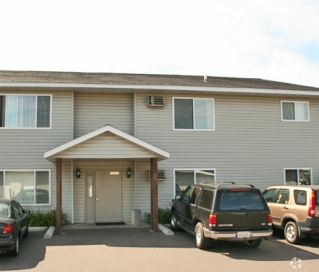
217;190;266;211
0;171;3;198
263;188;277;203
198;190;214;210
281;101;309;121
294;190;307;206
190;187;200;204
174;98;214;130
0;170;50;205
174;169;215;196
274;189;290;204
285;168;311;185
0;95;51;128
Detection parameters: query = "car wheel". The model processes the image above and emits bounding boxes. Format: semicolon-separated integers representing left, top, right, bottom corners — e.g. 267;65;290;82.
284;221;300;244
246;239;262;248
170;214;180;231
9;236;19;257
195;222;209;250
23;227;29;239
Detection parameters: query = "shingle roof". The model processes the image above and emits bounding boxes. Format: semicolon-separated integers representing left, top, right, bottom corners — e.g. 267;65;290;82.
0;70;318;91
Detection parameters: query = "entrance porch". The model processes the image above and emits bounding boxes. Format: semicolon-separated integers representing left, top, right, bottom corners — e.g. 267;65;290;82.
44;125;169;234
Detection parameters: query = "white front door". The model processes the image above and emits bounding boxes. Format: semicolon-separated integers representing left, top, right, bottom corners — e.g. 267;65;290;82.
95;171;122;223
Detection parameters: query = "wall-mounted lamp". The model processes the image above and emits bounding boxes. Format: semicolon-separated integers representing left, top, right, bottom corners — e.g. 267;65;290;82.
75;168;81;179
126;168;132;178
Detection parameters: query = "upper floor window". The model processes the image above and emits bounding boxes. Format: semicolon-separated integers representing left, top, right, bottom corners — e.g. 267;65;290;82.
0;95;51;128
281;101;309;122
173;98;214;130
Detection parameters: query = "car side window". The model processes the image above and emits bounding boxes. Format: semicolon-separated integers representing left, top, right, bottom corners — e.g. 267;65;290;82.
190;187;200;204
294;190;307;205
182;186;193;204
11;202;21;219
274;189;290;204
263;189;277;203
198;190;214;210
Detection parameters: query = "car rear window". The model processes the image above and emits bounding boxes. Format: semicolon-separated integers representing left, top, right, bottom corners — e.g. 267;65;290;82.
217;190;266;211
0;203;10;218
294;190;307;205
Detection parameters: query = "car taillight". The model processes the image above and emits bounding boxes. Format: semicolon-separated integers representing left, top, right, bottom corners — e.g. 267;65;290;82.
2;224;14;234
208;214;217;227
308;191;316;218
267;214;272;226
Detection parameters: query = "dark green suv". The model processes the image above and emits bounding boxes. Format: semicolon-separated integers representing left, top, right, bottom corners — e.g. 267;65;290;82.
171;183;273;249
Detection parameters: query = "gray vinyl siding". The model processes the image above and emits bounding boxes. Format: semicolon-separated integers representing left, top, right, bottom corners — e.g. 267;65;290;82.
57;133;157;159
135;93;319;213
74;93;133;137
0;90;74;214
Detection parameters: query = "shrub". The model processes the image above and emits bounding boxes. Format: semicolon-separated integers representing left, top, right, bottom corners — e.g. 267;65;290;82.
29;210;69;227
143;208;171;225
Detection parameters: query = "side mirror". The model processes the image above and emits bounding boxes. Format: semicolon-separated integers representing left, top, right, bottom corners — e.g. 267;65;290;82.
175;194;182;200
24;209;31;214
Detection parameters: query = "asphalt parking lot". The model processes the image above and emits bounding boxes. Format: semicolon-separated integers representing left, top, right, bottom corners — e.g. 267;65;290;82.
0;228;318;272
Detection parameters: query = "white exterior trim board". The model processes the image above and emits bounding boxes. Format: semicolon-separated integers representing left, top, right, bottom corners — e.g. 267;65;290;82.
1;83;319;96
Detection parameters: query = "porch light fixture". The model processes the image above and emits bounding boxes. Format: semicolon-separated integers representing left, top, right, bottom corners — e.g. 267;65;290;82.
75;168;81;179
126;168;132;178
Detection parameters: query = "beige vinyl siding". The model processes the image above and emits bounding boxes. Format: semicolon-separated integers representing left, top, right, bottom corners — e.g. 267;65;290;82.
0;91;74;214
135;93;319;213
74;93;133;137
57;133;157;159
73;160;134;224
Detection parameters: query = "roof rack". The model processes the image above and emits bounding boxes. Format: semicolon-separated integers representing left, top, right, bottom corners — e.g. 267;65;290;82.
216;182;255;189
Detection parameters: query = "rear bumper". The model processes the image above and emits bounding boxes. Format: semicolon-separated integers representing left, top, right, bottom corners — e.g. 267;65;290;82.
298;218;319;235
203;228;273;240
0;237;15;251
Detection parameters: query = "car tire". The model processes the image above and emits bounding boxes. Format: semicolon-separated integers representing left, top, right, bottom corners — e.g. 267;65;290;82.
246;239;262;248
284;221;300;244
195;222;209;250
9;236;19;257
23;227;29;239
170;214;180;231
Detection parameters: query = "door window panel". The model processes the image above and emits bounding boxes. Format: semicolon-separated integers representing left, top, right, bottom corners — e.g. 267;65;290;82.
263;189;277;203
198;190;214;210
174;99;193;129
294;190;307;206
274;189;290;204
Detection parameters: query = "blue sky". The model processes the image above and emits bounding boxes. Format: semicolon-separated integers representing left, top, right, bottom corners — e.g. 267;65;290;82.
0;0;318;87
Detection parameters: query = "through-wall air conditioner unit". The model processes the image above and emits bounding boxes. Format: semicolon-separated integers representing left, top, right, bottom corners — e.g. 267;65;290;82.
147;96;165;107
146;170;166;181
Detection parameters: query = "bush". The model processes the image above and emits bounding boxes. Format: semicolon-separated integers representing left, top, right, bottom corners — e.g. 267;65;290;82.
29;210;69;227
143;208;171;225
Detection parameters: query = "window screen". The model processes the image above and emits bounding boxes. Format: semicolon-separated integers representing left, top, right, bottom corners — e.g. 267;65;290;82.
37;96;51;127
0;172;3;198
36;171;49;204
0;96;4;127
174;99;193;129
285;170;298;185
282;102;295;120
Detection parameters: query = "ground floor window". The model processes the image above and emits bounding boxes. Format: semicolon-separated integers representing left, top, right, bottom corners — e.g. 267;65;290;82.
174;169;215;195
0;170;50;204
284;168;312;185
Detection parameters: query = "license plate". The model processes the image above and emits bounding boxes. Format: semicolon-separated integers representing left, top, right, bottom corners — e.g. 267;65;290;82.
236;231;252;239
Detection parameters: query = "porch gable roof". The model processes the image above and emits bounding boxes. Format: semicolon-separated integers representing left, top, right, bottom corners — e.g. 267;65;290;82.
44;125;170;160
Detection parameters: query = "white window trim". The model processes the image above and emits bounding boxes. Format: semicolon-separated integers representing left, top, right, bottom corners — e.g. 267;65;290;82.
173;168;216;197
0;169;51;206
0;94;52;129
283;168;312;186
281;100;310;122
172;97;215;131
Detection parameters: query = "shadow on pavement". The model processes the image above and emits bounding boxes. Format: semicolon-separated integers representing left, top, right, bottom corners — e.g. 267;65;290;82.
0;228;318;271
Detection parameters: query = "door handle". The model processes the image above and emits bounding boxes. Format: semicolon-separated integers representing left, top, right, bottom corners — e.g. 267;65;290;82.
283;206;288;210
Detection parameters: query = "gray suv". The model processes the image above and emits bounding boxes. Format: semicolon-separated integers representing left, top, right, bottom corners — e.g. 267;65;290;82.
171;183;273;249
